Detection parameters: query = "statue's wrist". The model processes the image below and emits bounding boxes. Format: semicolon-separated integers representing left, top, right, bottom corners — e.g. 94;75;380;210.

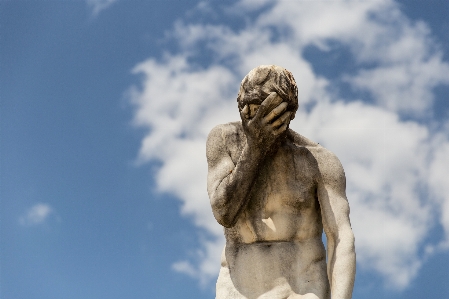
244;140;269;161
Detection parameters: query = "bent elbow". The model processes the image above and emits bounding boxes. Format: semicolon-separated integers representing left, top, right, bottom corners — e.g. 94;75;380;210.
210;191;238;228
217;217;236;228
211;200;236;228
212;208;237;228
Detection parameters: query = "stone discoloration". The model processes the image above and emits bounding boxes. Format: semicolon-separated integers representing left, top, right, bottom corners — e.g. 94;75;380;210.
207;65;355;299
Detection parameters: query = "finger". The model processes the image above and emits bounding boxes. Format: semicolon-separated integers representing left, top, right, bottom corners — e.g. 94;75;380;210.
272;85;288;102
254;92;279;119
274;123;288;135
271;111;292;128
264;92;283;115
263;102;288;124
240;105;250;119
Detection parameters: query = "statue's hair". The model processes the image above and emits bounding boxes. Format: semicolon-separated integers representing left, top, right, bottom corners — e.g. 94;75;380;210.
237;65;298;112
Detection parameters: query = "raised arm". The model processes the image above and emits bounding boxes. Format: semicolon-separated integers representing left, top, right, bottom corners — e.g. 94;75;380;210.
206;92;292;227
315;148;356;299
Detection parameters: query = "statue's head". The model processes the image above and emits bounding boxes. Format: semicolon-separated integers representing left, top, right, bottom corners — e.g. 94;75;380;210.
237;65;298;118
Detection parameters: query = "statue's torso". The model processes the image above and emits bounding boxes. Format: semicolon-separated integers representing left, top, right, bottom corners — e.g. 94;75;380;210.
216;122;330;299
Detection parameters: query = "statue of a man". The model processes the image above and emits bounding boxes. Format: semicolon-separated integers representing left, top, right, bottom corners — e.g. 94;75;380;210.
206;65;356;299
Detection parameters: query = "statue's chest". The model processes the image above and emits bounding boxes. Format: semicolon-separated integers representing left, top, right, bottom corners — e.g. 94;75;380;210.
226;141;320;242
225;126;318;213
250;145;318;214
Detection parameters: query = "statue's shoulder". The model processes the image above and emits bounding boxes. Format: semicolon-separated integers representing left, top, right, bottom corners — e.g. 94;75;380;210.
288;129;319;148
288;129;343;173
207;122;244;143
208;121;242;136
207;122;244;156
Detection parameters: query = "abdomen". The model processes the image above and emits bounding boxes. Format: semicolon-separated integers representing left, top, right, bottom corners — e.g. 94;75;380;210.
217;239;329;299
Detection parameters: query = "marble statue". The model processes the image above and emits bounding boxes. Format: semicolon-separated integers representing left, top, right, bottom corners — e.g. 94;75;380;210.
206;65;356;299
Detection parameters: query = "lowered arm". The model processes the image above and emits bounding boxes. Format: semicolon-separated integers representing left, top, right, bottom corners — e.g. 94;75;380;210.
316;148;356;299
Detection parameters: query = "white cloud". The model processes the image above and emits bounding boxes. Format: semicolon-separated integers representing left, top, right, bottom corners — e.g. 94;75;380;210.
86;0;118;16
129;0;449;290
19;203;54;227
130;56;238;236
428;133;449;249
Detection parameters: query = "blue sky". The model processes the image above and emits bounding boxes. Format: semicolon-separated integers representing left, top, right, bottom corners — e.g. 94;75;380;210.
1;1;448;298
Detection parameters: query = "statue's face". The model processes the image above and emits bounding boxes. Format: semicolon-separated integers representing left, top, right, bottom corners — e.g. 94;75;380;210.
240;83;297;120
239;88;266;119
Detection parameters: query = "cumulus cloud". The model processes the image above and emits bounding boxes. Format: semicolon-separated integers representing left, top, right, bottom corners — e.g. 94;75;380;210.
86;0;118;16
129;0;449;289
19;203;54;227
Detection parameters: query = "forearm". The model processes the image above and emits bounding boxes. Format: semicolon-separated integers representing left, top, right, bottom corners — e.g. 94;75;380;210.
211;143;264;227
209;92;291;227
328;229;356;299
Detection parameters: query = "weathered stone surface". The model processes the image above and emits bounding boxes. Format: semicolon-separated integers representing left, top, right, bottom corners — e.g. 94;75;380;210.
207;65;355;299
